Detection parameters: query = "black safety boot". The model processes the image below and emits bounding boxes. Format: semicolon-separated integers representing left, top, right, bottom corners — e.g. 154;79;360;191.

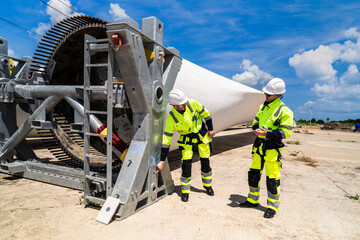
204;186;214;196
239;201;259;208
263;208;276;218
181;193;189;202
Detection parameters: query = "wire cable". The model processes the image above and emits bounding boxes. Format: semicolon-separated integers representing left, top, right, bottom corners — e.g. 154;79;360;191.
56;0;83;15
0;17;42;39
39;0;70;18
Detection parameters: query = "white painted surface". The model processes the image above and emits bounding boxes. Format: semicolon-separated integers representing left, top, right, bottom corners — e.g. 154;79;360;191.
17;59;265;146
167;59;264;150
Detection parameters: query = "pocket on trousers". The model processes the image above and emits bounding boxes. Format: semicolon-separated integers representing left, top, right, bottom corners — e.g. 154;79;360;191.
264;149;279;163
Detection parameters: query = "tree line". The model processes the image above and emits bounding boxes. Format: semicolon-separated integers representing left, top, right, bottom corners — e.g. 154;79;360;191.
296;118;360;126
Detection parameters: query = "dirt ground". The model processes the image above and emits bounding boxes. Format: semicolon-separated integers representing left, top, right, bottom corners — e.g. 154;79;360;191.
1;126;359;240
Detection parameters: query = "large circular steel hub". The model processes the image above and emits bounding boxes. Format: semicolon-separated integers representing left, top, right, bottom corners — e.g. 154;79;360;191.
29;16;128;172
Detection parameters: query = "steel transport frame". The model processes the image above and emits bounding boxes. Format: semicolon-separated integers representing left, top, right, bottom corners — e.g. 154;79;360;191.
0;16;181;224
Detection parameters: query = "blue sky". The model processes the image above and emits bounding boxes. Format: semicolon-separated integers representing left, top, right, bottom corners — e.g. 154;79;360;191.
1;0;360;121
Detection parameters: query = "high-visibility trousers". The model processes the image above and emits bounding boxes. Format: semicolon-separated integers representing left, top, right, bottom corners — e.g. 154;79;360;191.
180;142;212;194
246;144;282;211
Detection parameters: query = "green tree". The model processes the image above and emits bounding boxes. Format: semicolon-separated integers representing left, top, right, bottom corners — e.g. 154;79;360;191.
316;119;324;124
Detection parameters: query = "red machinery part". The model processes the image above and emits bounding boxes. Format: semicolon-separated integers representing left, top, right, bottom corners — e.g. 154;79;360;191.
112;34;122;51
97;124;128;152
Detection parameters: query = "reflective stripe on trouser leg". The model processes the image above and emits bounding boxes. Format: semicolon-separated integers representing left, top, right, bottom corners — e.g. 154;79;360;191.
201;171;212;187
267;191;280;211
247;186;260;204
246;148;264;204
181;176;191;194
180;143;193;194
181;159;192;194
264;149;282;211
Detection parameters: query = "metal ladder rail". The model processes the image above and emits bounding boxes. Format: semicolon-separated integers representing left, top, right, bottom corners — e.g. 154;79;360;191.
83;35;114;205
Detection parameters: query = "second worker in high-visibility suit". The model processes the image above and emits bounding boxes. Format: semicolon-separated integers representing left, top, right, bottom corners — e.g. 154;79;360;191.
239;78;294;219
156;89;215;202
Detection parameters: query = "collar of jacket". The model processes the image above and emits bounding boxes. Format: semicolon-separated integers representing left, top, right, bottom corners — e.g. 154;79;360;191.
263;97;281;109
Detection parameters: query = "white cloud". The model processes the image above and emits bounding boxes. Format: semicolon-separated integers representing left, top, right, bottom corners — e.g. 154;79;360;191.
289;45;339;83
297;97;360;115
232;59;273;86
8;48;16;58
311;83;337;96
295;100;315;114
291;27;360;116
109;3;128;20
340;64;360;85
34;22;51;36
344;27;360;40
47;0;73;24
339;40;360;63
33;1;83;39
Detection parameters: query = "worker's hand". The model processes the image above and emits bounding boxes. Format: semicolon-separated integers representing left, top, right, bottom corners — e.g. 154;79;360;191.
208;130;216;139
253;127;267;136
156;161;165;173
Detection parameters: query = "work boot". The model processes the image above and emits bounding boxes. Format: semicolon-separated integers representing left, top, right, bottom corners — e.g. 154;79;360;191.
181;193;189;202
204;186;214;196
239;201;259;208
263;208;276;218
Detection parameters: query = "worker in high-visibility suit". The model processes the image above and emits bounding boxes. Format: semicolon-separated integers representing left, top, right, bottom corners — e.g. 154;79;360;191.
156;89;215;202
239;78;294;218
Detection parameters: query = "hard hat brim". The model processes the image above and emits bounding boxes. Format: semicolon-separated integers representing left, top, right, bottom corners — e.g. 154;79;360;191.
169;97;189;105
262;87;286;95
178;97;189;105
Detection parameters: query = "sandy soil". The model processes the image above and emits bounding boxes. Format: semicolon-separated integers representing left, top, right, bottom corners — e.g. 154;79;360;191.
1;127;359;240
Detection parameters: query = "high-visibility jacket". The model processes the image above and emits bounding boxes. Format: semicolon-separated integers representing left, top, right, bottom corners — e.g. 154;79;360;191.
161;99;213;160
252;98;293;145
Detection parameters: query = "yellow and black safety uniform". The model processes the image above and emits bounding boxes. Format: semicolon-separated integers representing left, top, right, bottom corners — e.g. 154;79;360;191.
246;98;293;211
160;99;214;194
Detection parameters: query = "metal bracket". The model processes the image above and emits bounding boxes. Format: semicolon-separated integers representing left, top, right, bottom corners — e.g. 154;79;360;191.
31;120;57;129
96;196;121;224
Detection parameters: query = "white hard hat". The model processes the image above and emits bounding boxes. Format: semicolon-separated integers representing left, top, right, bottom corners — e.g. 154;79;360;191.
168;89;189;105
262;78;286;95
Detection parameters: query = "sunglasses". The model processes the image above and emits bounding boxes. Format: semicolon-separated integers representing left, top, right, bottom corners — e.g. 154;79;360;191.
264;93;273;97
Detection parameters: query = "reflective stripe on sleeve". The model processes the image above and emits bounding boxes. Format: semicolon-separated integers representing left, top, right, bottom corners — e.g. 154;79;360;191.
164;131;173;137
204;116;212;121
162;144;170;148
280;125;292;130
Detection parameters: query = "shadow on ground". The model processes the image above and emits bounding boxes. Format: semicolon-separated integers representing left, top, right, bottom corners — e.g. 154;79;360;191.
173;185;208;198
228;194;267;212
